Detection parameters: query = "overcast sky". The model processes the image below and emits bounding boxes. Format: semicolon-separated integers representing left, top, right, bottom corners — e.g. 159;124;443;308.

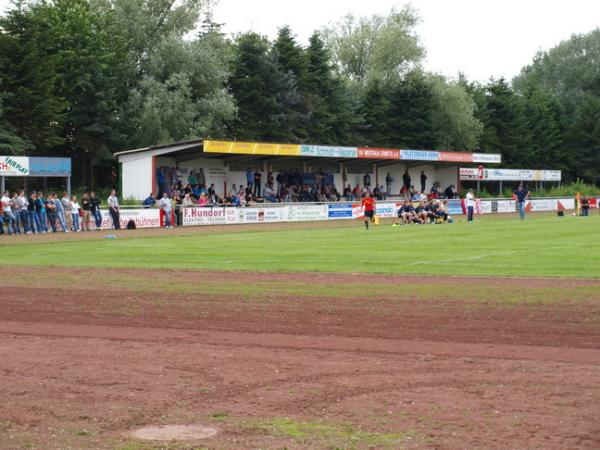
1;0;598;82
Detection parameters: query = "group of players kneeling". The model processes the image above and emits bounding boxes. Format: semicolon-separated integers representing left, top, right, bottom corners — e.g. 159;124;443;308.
391;199;452;226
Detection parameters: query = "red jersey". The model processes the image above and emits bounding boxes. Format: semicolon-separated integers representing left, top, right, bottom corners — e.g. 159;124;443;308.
361;197;375;212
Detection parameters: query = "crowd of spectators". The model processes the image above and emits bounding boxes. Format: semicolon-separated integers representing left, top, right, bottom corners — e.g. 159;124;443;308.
155;165;460;208
0;189;106;235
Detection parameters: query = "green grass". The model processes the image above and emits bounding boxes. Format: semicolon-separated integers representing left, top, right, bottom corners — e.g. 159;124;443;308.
1;214;599;278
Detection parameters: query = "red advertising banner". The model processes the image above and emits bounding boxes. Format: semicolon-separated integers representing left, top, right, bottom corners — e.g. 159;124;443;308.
439;152;474;163
357;147;400;160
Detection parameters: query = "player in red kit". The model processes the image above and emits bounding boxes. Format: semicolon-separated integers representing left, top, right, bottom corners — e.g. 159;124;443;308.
361;193;376;229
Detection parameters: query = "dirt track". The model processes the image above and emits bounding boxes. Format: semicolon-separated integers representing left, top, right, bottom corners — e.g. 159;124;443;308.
1;268;599;449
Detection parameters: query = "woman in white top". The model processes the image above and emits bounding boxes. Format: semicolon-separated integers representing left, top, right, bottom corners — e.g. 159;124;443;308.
71;195;81;232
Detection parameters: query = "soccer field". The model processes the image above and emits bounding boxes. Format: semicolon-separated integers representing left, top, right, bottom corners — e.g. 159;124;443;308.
1;213;599;278
1;213;599;449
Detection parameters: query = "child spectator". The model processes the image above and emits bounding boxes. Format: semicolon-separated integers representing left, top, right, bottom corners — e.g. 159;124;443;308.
71;195;81;232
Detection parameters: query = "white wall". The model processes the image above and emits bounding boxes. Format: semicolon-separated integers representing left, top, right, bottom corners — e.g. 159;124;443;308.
121;153;153;200
436;166;459;193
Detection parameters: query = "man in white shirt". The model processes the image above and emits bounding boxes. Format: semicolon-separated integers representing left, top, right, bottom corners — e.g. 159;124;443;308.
107;190;120;230
158;192;173;228
1;191;16;235
466;189;476;222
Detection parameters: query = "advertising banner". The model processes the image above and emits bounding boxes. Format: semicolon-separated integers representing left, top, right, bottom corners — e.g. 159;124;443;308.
529;199;558;212
399;150;439;161
497;200;516;213
183;207;237;226
29;157;71;177
447;199;464;215
475;200;493;214
100;208;160;229
241;207;289;223
558;199;575;210
357;148;400;160
286;204;329;222
0;156;30;176
300;145;358;158
328;204;353;219
204;140;300;156
439;152;474;163
459;168;480;180
473;153;502;164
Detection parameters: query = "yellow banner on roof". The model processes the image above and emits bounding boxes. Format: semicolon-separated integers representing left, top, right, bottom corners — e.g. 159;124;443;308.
204;140;300;156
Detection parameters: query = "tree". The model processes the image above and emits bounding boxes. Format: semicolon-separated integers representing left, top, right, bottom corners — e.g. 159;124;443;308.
429;75;482;150
229;32;306;142
569;96;600;183
322;7;424;85
0;4;67;152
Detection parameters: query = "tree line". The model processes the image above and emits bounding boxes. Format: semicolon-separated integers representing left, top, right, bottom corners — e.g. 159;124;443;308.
0;1;599;187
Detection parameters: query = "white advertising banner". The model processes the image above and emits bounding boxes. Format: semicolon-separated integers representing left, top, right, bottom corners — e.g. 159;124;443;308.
497;200;516;213
473;153;502;164
0;156;30;176
240;207;289;224
100;208;160;229
476;200;493;214
529;199;558;212
558;199;576;210
286;204;328;222
183;207;237;226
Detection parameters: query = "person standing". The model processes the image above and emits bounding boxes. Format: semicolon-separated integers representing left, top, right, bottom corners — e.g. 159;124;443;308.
385;173;393;196
35;192;47;233
1;191;16;235
246;168;254;191
466;189;476;222
108;189;120;230
45;193;57;232
28;191;40;233
420;170;427;193
253;170;262;197
361;193;376;230
159;192;173;228
61;192;73;231
17;190;30;234
53;193;68;232
80;192;91;232
581;196;590;216
514;185;531;220
89;191;102;230
71;195;81;232
403;169;411;191
363;173;371;188
10;193;22;234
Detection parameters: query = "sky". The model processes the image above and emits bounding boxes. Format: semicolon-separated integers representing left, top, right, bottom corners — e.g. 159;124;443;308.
1;0;598;82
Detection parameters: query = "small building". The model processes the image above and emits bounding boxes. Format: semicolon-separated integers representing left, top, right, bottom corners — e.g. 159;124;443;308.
115;139;502;200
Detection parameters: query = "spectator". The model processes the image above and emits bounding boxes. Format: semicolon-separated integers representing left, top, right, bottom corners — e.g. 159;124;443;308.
1;191;16;235
80;192;91;232
246;168;254;188
444;185;455;199
17;190;30;234
89;191;102;230
343;184;353;201
385;173;393;196
157;166;166;197
420;170;427;193
45;193;57;232
363;173;371;187
581;196;590;216
54;192;68;232
197;168;206;187
403;169;411;190
253;170;262;197
61;192;72;231
198;193;209;206
71;195;81;232
263;184;278;202
35;191;48;233
159;192;173;229
28;191;40;233
466;189;475;222
514;185;531;220
143;193;157;208
182;193;194;207
108;189;120;230
11;192;22;234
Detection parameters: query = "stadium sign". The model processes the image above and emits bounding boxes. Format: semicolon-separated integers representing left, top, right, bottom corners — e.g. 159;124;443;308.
460;168;562;182
0;156;30;176
300;145;358;158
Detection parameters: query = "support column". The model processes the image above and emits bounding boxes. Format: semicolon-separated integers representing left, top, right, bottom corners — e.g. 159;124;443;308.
67;176;71;196
1;176;5;193
499;181;503;196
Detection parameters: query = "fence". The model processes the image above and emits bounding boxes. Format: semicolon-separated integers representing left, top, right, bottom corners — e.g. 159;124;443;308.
105;197;596;230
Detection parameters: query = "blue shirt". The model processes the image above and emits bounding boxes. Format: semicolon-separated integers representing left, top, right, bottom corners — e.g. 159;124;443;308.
54;199;64;212
515;190;528;202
